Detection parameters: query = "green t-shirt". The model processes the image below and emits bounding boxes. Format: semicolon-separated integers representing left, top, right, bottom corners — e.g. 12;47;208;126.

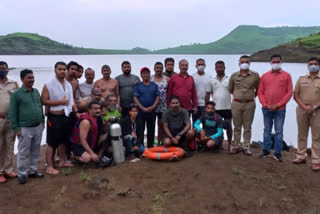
103;108;121;122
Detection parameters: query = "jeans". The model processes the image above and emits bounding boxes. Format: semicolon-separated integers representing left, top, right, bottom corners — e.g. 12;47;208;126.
123;134;144;157
17;124;43;176
262;108;286;154
139;112;156;148
192;106;205;125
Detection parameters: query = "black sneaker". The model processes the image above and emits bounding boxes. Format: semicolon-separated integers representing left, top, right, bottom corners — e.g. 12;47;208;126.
18;175;27;184
183;151;193;158
28;171;44;178
259;150;270;158
273;153;283;162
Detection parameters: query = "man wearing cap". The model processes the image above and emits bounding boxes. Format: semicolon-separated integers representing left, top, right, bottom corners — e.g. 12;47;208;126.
0;61;19;183
167;59;198;116
228;55;260;155
293;57;320;171
133;67;159;148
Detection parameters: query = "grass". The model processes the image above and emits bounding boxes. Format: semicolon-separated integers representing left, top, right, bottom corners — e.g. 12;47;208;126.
152;192;177;214
80;170;91;183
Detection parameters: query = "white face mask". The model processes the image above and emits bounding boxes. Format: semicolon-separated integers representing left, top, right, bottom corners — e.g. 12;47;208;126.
239;63;250;70
271;63;281;70
197;65;205;72
308;65;320;73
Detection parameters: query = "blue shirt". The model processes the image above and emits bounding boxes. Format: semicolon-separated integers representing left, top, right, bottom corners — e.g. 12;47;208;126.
134;81;159;108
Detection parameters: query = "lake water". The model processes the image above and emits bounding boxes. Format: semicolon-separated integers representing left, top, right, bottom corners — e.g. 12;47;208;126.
0;54;312;151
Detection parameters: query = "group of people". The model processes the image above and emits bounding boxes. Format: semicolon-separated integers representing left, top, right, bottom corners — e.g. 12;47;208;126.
0;54;320;185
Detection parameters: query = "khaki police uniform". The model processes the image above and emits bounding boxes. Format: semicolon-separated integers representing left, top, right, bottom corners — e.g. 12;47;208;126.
0;79;18;175
228;70;260;149
294;74;320;163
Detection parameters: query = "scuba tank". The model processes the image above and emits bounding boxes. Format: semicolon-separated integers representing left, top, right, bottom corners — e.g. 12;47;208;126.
110;123;125;164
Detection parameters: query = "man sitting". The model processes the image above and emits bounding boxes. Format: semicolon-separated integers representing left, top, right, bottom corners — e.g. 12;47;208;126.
162;95;194;157
102;93;121;124
71;100;107;163
194;101;224;152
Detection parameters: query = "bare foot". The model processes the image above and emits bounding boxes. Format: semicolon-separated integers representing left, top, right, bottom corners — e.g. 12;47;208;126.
46;167;60;175
59;161;75;168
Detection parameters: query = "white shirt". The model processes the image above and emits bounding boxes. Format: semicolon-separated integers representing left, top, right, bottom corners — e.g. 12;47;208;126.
79;81;94;99
207;75;231;110
192;72;211;107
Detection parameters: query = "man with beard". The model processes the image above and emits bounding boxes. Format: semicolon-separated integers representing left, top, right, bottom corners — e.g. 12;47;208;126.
115;61;140;118
0;61;19;183
94;65;120;106
193;101;224;152
163;57;177;78
162;95;194;157
102;93;121;123
71;100;106;163
41;61;75;175
9;69;44;184
66;61;80;114
79;68;95;98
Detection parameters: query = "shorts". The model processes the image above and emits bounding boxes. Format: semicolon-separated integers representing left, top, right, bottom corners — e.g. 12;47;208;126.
156;112;163;120
71;143;86;157
216;109;232;120
47;113;74;148
163;134;186;147
212;137;223;146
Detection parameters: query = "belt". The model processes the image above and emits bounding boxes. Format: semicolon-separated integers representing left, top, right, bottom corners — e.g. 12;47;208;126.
233;99;254;103
27;123;41;128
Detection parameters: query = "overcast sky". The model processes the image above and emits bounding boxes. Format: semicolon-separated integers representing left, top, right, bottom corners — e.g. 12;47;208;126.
1;0;319;50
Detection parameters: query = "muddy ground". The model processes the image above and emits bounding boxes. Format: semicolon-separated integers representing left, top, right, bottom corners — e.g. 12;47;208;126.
1;146;320;214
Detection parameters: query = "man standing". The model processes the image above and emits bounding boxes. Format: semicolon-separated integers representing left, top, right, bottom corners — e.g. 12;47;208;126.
205;61;232;150
41;61;75;175
151;62;170;144
9;69;44;184
115;61;140;118
192;58;211;123
0;61;18;183
134;67;159;148
162;96;194;157
76;64;84;80
258;54;292;162
79;68;95;98
66;61;80;98
167;59;197;116
228;55;260;155
163;57;177;78
94;65;120;106
293;57;320;171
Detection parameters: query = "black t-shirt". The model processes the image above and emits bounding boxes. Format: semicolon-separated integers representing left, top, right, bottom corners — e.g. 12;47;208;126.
162;108;190;136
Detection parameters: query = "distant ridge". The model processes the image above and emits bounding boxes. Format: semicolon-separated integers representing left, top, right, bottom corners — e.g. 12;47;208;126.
0;25;319;55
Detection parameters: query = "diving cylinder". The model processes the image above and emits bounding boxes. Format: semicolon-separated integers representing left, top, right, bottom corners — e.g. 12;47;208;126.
110;123;125;164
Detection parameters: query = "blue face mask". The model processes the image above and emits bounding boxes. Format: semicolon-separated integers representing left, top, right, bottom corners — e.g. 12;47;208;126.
0;70;7;79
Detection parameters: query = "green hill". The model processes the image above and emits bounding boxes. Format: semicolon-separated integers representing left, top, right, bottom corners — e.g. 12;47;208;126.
0;33;151;55
154;25;320;54
250;32;320;62
0;26;319;55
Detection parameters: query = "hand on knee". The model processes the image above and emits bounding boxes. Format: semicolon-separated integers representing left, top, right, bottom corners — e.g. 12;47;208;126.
207;140;216;148
80;153;91;163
